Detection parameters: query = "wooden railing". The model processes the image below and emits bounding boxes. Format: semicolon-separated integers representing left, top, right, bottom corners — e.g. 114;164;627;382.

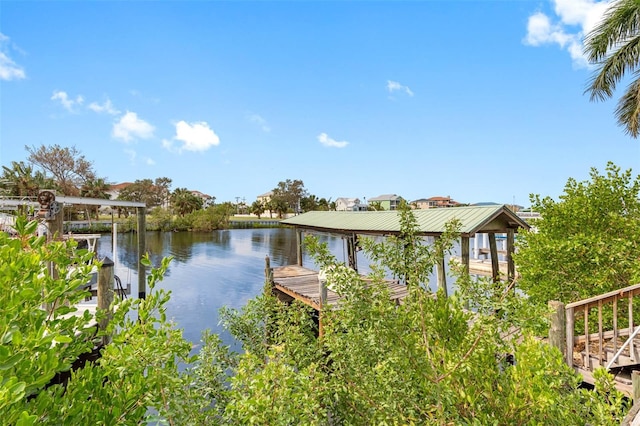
564;283;640;369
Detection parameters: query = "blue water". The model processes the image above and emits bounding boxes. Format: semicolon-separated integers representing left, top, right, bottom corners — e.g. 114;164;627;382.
95;228;476;347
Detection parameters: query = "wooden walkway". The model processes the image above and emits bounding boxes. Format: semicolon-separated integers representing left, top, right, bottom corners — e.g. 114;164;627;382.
556;283;640;397
271;265;409;311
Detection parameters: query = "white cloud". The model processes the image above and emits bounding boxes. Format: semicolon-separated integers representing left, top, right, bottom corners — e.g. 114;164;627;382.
145;157;156;165
248;113;271;132
317;132;349;148
0;33;25;81
524;0;612;68
172;120;220;152
51;90;84;112
88;98;120;115
387;80;414;97
112;111;155;142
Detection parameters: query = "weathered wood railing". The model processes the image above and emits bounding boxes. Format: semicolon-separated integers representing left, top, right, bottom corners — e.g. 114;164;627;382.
564;283;640;370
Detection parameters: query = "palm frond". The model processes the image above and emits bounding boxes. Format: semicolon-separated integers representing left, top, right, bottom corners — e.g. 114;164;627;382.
615;76;640;137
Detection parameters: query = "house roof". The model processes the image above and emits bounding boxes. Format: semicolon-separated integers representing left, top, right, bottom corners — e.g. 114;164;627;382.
427;196;454;201
281;204;529;237
368;194;402;202
108;182;133;191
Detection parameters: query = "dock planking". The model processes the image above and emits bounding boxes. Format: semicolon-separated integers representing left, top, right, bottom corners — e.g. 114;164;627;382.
271;265;409;310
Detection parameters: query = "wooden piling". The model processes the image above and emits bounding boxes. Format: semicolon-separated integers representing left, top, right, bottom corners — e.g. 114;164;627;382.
633;371;640;404
136;206;146;299
98;257;115;346
488;233;499;283
549;301;565;357
296;230;303;267
506;228;515;282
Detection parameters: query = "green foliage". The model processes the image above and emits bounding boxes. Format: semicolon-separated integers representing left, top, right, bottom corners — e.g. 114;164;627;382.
0;217;97;424
515;162;640;306
361;201;460;288
3;210;631;424
584;0;640;137
271;179;307;213
1;220;204;424
189;208;629;424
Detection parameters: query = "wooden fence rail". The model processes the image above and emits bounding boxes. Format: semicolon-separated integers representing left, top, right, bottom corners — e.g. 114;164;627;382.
564;283;640;370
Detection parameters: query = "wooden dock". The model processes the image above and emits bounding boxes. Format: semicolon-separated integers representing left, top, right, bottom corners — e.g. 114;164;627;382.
271;265;409;310
547;283;640;398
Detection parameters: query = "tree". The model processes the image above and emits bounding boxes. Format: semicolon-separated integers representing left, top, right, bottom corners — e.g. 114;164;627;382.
368;201;384;211
271;179;308;213
171;188;203;217
26;145;97;195
300;195;318;212
1;219;209;424
117;178;172;208
268;197;289;219
80;177;111;219
190;208;629;424
515;162;640;306
249;200;265;219
0;161;54;197
584;0;640;137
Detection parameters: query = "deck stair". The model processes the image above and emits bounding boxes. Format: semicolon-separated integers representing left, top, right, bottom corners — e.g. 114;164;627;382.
563;283;640;396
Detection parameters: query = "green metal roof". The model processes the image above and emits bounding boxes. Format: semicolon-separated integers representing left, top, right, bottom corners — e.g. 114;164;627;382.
281;205;530;237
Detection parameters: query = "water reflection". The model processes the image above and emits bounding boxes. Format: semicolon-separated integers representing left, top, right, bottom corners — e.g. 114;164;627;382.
95;228;464;347
95;228;324;347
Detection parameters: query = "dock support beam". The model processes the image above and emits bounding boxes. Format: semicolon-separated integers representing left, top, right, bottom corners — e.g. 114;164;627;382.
488;233;499;283
461;236;470;275
296;230;303;267
507;228;515;283
136;207;146;299
347;234;358;272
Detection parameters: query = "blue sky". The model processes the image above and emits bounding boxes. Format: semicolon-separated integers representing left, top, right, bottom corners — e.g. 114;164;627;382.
1;0;639;207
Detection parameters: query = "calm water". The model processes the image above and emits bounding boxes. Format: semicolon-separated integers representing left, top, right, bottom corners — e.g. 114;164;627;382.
95;228;461;347
96;229;348;346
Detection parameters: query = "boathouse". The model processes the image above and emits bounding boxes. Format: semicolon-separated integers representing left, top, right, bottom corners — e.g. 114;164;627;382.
281;204;530;288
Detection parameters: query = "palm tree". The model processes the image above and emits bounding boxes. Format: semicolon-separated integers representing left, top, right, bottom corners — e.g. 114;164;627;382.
171;188;203;217
585;0;640;137
80;178;111;219
0;161;54;197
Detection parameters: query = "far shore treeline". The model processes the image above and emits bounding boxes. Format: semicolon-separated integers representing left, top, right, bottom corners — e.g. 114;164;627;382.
0;144;336;232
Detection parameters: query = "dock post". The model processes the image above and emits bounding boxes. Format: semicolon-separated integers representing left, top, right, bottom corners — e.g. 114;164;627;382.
565;306;575;366
98;257;115;346
633;371;640;403
318;271;328;338
296;230;303;267
473;234;479;259
549;301;565;357
507;228;515;283
136;206;146;299
264;255;273;285
488;233;500;283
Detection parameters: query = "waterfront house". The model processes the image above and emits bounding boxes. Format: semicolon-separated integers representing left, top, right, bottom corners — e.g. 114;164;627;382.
412;196;461;209
368;194;403;210
335;197;367;211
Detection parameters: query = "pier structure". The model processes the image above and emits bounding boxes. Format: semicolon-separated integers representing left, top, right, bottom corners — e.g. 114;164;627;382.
280;204;529;287
267;205;529;335
0;192;147;299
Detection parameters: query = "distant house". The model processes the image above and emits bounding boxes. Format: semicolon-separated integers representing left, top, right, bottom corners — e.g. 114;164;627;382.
106;182;133;202
368;194;403;211
335;197;367;211
413;196;460;209
190;190;214;206
257;191;273;205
